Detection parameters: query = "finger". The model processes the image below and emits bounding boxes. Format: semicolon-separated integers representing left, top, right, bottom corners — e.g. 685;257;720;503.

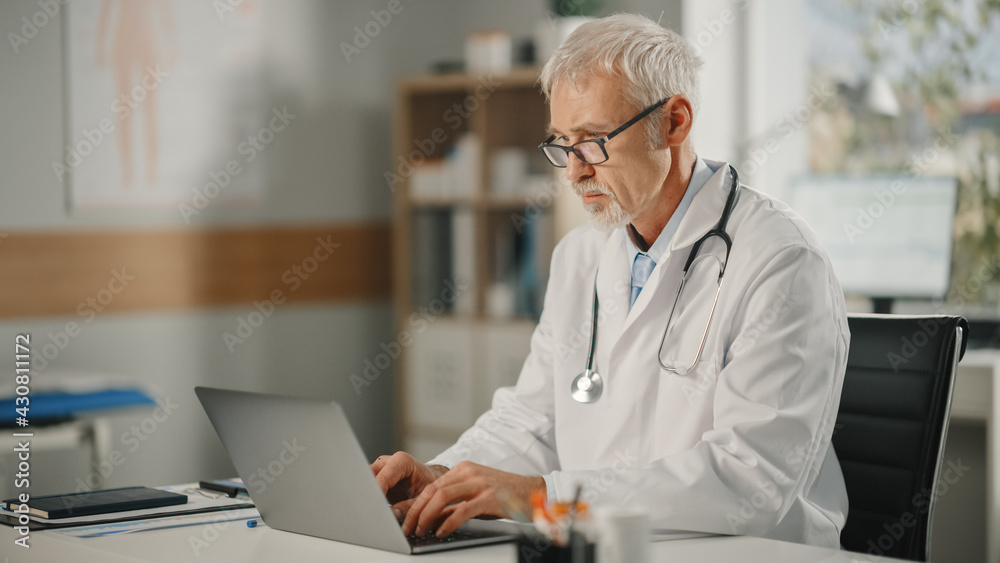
374;458;407;496
370;455;388;475
401;482;433;535
401;474;448;536
436;500;480;538
414;481;481;537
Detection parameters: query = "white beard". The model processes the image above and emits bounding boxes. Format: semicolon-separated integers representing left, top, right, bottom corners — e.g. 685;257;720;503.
573;179;634;231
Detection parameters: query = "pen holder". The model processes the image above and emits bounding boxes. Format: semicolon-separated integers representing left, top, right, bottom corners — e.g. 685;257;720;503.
516;532;595;563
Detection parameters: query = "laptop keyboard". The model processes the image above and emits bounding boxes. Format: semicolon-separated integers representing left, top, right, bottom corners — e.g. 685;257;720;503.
407;529;479;547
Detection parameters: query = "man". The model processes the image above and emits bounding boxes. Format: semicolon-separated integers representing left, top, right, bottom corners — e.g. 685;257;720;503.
373;13;849;549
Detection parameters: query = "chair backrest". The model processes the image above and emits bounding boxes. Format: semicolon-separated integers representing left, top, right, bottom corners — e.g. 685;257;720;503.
834;314;968;561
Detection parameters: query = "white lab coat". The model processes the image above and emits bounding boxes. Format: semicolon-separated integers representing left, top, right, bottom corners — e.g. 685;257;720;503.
430;161;850;549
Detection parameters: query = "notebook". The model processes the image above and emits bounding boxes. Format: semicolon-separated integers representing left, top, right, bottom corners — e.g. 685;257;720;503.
195;386;519;554
2;486;186;519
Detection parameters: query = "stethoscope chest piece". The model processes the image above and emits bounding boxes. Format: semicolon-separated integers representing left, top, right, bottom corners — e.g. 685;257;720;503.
571;369;603;403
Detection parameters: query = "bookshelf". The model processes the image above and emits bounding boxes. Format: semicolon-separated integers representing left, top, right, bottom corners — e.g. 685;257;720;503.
392;68;558;458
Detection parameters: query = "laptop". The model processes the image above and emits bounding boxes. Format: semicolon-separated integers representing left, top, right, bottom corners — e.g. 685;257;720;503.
194;386;519;554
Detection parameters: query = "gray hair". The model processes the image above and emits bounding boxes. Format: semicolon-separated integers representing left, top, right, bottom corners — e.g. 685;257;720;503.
540;13;704;148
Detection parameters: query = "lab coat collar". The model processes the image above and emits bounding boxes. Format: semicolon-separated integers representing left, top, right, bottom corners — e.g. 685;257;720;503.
595;228;631;368
668;159;737;253
614;160;734;336
596;160;738;368
623;156;713;268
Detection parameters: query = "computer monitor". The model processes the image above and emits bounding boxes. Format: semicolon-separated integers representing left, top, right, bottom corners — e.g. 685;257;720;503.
790;175;958;312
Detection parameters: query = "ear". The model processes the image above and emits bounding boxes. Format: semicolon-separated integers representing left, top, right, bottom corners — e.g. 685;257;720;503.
659;95;694;148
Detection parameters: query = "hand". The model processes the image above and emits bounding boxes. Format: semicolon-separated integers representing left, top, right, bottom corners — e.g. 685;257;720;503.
371;451;448;520
401;461;544;538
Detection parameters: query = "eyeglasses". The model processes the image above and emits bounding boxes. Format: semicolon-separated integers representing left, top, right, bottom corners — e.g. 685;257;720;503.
538;97;669;168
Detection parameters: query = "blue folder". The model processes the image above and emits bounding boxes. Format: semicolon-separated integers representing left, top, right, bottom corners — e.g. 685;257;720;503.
0;389;156;425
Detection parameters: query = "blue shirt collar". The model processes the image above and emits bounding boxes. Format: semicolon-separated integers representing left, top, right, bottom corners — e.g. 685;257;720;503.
625;156;716;267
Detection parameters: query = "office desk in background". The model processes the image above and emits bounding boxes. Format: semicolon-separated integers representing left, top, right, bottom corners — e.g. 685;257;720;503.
945;349;1000;563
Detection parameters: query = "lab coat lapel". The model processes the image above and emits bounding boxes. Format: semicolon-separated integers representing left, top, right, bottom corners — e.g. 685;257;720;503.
618;162;733;329
668;160;735;254
594;228;631;374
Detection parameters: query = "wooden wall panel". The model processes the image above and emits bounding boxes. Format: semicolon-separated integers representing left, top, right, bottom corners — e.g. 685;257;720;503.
0;223;391;318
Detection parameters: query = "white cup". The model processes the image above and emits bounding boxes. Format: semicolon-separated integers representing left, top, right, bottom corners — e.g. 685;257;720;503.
595;507;649;563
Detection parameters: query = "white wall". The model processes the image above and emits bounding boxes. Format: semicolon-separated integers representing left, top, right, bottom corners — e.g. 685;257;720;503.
0;0;411;495
684;0;808;201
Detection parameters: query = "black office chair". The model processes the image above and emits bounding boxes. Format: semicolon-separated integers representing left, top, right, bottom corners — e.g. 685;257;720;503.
834;314;968;561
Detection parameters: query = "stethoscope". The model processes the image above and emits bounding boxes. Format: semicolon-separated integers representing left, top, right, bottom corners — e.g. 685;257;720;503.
571;164;742;404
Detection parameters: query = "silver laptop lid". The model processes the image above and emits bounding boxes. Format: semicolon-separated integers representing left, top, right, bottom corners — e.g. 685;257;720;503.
195;387;411;554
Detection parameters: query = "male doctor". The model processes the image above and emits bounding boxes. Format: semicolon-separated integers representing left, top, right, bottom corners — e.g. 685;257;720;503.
372;13;849;549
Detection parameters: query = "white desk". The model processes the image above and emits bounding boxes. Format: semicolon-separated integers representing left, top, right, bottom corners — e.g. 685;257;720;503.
0;520;901;562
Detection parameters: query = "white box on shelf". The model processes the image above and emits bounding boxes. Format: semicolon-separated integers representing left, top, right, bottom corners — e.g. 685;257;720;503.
490;147;528;196
410;159;445;199
465;30;511;75
478;321;535;414
447;133;481;197
406;321;475;431
451;210;477;315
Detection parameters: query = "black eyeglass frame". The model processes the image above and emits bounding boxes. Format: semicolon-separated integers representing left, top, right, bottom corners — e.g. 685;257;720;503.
537;97;670;168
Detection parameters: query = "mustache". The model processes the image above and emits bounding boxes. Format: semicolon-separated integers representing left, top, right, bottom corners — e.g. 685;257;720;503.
572;180;614;198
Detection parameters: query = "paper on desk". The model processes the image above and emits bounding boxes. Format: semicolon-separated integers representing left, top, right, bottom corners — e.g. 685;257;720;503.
52;506;260;538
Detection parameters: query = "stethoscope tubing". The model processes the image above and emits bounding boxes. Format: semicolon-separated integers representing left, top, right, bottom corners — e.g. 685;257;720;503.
571;164;741;403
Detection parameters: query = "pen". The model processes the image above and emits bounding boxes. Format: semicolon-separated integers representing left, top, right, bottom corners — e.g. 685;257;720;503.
247;519;263;528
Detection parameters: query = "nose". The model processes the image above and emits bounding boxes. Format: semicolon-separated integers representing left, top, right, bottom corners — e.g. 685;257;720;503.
564;151;594;183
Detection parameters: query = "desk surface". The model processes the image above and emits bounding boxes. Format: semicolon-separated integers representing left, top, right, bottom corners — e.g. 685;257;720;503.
1;521;895;562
